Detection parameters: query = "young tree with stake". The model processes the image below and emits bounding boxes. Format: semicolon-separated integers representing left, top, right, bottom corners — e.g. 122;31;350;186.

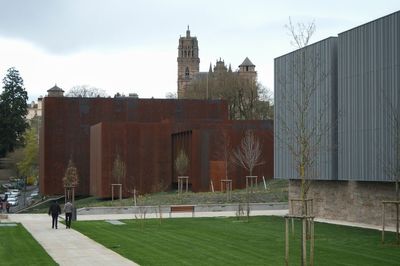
231;130;263;176
232;130;264;221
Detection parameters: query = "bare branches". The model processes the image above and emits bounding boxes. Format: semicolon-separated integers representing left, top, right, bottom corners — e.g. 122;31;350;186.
379;88;400;200
286;17;316;49
232;130;264;176
112;153;126;184
185;72;273;120
165;91;177;99
175;149;189;176
63;159;79;187
66;85;107;98
276;18;337;205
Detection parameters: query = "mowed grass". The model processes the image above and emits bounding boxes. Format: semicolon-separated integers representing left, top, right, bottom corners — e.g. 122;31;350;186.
0;223;57;266
73;216;400;266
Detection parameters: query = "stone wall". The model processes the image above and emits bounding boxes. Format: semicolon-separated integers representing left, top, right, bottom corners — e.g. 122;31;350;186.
289;180;399;226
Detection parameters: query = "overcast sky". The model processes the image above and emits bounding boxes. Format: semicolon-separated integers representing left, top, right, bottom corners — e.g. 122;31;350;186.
0;1;398;102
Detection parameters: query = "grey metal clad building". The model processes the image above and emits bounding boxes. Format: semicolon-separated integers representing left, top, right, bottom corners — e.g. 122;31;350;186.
338;11;400;182
275;11;400;182
274;37;338;180
275;11;400;226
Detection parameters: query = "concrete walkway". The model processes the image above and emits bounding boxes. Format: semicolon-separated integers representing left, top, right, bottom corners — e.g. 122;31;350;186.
76;209;289;221
315;217;398;232
7;214;138;266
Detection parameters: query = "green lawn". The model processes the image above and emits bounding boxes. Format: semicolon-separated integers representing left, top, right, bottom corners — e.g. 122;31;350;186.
73;216;400;266
0;223;57;266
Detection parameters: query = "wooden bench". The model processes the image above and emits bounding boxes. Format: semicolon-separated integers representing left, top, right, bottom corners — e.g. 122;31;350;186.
169;205;195;218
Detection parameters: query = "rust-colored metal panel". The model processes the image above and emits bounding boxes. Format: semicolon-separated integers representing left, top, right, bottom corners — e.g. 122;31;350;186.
40;96;274;197
40;97;228;196
89;123;102;197
209;161;226;191
90;122;172;198
189;129;205;192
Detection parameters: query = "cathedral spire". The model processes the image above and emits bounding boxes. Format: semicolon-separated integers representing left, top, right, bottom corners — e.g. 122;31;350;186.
209;63;213;73
178;26;200;98
186;25;190;38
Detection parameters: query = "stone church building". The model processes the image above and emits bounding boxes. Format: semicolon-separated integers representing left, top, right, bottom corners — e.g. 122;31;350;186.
177;26;257;98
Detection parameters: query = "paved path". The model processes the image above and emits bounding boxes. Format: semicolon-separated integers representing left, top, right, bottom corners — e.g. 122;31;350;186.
315;217;398;232
7;214;138;266
76;209;289;221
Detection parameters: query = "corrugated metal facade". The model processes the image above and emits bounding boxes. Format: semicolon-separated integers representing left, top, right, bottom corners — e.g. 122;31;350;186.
338;11;400;181
275;11;400;182
274;37;338;180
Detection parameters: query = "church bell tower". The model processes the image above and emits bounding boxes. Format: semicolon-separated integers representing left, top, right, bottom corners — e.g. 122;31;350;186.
177;26;200;98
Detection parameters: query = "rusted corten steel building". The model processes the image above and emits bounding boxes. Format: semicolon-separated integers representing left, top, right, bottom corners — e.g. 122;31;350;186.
170;120;273;192
40;96;273;197
91;120;273;197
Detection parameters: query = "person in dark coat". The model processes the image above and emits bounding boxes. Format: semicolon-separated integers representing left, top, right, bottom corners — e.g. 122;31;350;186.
48;200;61;229
6;202;10;213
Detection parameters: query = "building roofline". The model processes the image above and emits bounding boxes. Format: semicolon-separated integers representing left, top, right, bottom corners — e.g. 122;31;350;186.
274;36;337;60
338;10;399;36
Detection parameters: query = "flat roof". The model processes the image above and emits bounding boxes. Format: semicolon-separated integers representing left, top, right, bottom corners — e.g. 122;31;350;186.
274;36;337;61
338;10;400;36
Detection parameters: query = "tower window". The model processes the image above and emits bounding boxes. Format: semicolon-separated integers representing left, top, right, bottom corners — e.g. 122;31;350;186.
185;67;190;78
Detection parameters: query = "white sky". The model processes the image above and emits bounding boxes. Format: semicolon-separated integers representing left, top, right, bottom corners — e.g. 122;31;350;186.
0;0;398;102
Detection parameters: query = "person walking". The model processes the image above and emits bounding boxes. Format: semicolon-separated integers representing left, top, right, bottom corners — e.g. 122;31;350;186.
64;201;73;229
48;200;61;229
6;202;10;213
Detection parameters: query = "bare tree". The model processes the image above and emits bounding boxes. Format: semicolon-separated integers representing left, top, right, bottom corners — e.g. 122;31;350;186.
285;18;316;207
66;85;107;97
112;153;126;185
184;71;273;120
277;18;336;266
165;92;177;99
231;130;263;176
231;130;263;221
381;94;400;200
254;85;274;120
175;149;189;176
63;159;79;203
111;153;126;201
380;89;400;242
276;18;334;213
63;159;79;187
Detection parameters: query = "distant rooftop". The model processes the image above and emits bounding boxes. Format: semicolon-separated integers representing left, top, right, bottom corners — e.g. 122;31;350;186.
47;84;64;93
239;57;255;67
